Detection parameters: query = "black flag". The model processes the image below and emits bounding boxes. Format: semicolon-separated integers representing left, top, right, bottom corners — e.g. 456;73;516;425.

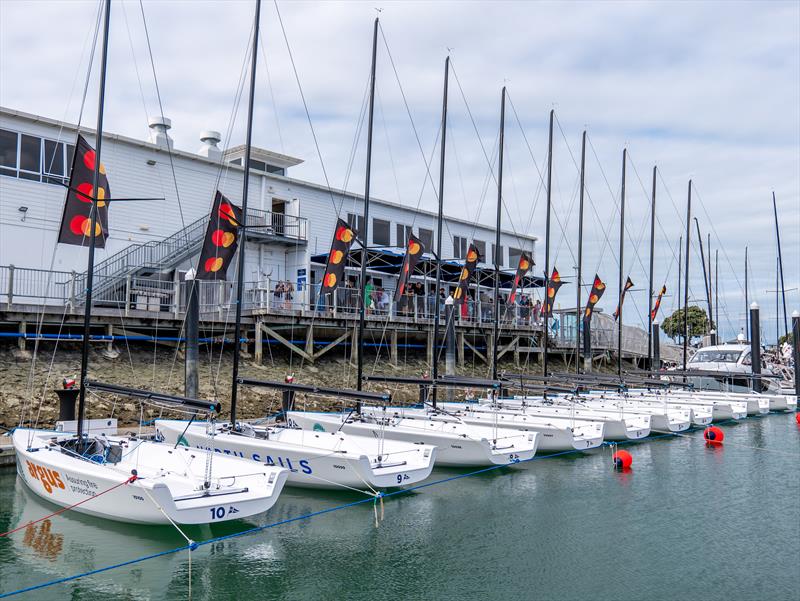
196;191;243;281
321;218;357;295
453;244;480;305
57;134;110;247
394;234;425;303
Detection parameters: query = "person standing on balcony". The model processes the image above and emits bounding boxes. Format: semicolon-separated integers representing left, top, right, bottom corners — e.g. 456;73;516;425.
284;282;294;310
364;277;374;315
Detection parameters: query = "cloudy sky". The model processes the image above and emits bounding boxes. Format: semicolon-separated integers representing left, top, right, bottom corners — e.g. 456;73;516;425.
1;0;798;342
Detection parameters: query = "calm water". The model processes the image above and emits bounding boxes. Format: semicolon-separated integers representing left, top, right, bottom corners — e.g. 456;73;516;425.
1;413;798;600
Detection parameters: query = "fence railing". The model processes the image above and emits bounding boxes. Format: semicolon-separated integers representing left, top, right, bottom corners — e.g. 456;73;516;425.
3;265;661;357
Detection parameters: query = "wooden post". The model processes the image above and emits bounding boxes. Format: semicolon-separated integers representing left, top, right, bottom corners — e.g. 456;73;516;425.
514;337;520;367
18;320;25;351
390;329;398;367
254;319;263;364
172;270;180;318
427;328;434;367
305;325;314;363
106;324;113;354
457;331;465;367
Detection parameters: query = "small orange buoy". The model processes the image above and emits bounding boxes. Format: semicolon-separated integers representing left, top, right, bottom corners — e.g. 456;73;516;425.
795;413;800;425
613;449;633;470
704;426;725;443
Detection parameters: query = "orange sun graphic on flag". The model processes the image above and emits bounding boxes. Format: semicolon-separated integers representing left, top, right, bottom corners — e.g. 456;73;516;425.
211;230;235;248
466;249;478;262
323;273;337;287
409;241;421;254
205;257;224;272
329;249;344;264
335;225;354;243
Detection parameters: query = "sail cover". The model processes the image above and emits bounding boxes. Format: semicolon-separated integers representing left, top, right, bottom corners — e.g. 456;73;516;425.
583;274;606;323
57;134;111;247
321;218;358;295
613;276;634;321
196;191;243;280
508;252;533;304
393;233;425;303
544;268;564;317
651;284;667;321
453;243;481;305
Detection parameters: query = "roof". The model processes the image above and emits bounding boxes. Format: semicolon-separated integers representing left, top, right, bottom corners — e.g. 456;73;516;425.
310;246;546;288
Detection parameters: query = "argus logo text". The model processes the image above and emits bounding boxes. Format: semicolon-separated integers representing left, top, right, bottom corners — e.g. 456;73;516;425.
26;460;65;494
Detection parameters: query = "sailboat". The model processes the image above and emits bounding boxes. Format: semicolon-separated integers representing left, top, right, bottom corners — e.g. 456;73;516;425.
271;52;539;467
156;13;437;491
13;0;288;525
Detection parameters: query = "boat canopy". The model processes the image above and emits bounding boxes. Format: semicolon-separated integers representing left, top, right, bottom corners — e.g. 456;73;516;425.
310;246;546;289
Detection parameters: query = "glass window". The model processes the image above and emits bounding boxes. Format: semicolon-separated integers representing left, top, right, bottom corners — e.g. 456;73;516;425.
740;352;751;366
0;129;18;169
347;213;364;235
492;244;504;267
229;157;243;166
509;247;523;268
266;164;285;176
43;140;65;184
418;228;433;251
396;224;412;246
66;143;76;172
19;134;41;181
453;236;468;259
373;218;390;246
250;159;267;172
474;240;486;261
690;350;740;363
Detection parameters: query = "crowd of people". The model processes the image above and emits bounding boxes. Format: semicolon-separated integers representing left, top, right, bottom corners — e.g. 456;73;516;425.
314;276;550;326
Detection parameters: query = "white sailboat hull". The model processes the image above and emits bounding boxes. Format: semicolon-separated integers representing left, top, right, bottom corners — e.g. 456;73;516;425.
13;428;288;525
286;411;539;467
155;420;436;491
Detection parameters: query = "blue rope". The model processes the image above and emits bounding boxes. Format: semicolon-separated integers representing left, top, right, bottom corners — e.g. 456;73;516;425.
0;429;700;598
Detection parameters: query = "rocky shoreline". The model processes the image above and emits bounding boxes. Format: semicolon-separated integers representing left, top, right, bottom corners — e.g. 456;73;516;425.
0;342;575;430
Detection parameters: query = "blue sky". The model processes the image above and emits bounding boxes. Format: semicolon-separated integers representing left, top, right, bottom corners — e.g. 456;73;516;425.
1;0;798;343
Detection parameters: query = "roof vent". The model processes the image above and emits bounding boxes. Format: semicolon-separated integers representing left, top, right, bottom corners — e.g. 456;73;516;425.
148;116;173;149
198;130;222;161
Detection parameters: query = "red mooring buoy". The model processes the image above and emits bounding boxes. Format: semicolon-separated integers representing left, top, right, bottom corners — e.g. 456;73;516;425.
704;426;725;443
795;413;800;425
612;450;633;470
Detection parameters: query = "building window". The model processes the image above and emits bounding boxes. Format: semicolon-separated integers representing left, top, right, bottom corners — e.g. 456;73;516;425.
266;164;285;176
453;235;468;259
492;244;504;267
250;158;267;172
0;128;73;186
347;213;365;235
229;157;242;166
373;218;390;246
396;224;413;246
508;247;523;268
418;228;433;251
474;240;486;261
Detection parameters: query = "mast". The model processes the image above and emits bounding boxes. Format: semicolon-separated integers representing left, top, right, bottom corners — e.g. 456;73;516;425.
677;235;682;336
715;249;719;341
542;109;554;376
230;0;262;426
356;17;379;393
647;165;656;366
695;218;712;333
708;232;713;333
745;246;749;340
575;130;586;374
772;191;788;339
491;87;506;381
77;0;111;440
683;180;692;370
616;148;626;379
431;55;449;408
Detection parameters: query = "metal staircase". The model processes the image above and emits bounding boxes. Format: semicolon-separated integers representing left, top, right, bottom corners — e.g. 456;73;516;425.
73;207;308;304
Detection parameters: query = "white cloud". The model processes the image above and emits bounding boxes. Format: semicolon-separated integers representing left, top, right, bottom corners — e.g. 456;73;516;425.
1;0;797;341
